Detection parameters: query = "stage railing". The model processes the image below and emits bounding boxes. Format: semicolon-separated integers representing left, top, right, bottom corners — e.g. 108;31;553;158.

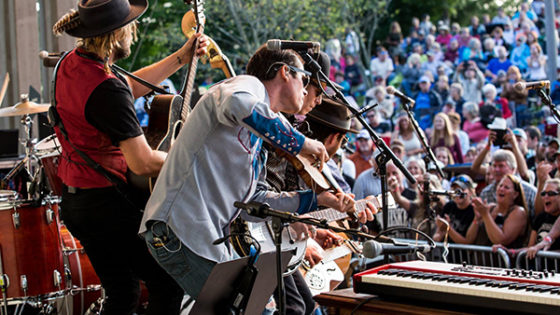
515;249;560;272
353;238;511;272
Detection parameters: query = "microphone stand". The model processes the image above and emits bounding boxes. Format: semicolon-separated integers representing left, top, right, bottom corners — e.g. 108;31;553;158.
538;88;560;124
297;52;416;264
400;101;445;179
235;201;376;315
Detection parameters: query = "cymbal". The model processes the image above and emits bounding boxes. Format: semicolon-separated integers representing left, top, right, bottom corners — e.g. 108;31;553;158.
0;95;50;117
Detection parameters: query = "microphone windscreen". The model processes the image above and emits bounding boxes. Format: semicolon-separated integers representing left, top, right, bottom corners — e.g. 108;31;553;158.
386;86;396;95
513;81;525;92
362;240;382;258
266;39;281;51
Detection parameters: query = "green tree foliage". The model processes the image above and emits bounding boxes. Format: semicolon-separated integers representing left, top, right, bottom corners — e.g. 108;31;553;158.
118;0;521;90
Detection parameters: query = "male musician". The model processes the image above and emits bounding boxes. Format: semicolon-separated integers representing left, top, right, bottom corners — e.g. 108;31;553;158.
140;44;329;300
51;1;209;314
256;97;376;314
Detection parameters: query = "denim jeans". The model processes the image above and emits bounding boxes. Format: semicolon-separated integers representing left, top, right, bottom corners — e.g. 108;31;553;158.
144;221;216;299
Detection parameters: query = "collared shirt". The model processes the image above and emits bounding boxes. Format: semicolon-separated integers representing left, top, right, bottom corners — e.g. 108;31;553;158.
139;75;306;262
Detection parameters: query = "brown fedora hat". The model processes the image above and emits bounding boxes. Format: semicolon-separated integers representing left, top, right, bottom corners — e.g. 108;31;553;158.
306;98;358;134
66;0;148;38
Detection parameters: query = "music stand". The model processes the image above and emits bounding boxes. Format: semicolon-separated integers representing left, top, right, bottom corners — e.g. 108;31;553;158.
191;250;293;315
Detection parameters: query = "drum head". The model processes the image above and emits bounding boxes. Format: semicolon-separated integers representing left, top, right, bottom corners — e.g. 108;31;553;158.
35;134;60;156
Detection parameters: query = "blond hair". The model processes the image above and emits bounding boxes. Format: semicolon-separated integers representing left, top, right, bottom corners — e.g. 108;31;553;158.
53;10;138;74
430;113;455;147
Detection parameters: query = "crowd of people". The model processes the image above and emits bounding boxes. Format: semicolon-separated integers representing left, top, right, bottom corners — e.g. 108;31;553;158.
324;1;560;257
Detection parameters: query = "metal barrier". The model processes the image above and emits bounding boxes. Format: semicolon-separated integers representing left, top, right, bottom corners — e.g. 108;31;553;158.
354;238;511;270
515;249;560;272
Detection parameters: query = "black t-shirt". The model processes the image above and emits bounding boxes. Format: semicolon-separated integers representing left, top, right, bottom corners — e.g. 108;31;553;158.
531;212;560;250
371;121;391;134
84;73;143;146
442;201;475;239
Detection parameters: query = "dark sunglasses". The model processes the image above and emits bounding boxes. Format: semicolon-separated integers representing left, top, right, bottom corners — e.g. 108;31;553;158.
266;62;311;88
540;191;560;197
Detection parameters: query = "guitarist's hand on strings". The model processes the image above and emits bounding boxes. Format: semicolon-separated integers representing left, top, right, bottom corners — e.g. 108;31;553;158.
176;32;209;66
313;229;343;249
317;190;355;214
300;138;328;171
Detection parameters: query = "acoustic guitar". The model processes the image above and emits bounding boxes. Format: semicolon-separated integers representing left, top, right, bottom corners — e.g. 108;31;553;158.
231;195;395;276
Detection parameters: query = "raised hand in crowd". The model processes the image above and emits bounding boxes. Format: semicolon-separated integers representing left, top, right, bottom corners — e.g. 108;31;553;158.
535;161;554;216
503;129;530;182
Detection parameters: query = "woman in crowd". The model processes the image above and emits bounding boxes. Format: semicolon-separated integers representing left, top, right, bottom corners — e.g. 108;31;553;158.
386;21;404;57
480;83;512;120
453;60;485;104
460;38;485;69
526;42;547;81
510;35;530;73
526;179;560;258
434;175;476;243
501;65;528;106
467;174;528;248
430;113;464;163
401;53;423;96
391;111;424;161
447;83;466;117
435;146;456;168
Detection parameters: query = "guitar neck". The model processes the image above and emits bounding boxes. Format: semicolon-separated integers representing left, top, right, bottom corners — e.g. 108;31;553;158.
179;52;200;121
309;199;370;223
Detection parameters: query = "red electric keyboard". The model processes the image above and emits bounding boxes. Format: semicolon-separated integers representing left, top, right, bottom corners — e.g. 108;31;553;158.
354;260;560;314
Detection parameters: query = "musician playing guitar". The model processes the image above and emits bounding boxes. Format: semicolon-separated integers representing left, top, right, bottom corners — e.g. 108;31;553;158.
253;63;377;313
51;0;208;314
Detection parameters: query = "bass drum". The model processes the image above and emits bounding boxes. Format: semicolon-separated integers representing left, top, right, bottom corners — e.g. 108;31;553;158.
60;225;102;315
0;198;65;299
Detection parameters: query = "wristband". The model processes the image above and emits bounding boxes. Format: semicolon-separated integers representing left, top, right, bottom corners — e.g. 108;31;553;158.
544;235;553;245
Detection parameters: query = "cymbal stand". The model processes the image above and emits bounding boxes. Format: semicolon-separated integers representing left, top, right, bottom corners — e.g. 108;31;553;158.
19;114;36;199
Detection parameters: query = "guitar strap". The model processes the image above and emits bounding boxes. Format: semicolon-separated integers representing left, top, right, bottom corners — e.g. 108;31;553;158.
48;50;141;210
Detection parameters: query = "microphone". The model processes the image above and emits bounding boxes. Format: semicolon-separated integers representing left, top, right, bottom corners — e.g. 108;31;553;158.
39;50;63;68
514;80;550;92
386;86;415;107
428;189;466;197
266;39;320;54
347;102;378;119
362;240;431;258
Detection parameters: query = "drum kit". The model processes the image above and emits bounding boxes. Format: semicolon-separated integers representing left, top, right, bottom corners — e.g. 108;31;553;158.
0;96;103;315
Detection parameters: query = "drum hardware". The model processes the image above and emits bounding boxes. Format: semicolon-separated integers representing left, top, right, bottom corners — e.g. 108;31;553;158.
0;248;8;315
20;275;27;296
53;270;62;289
11;210;19;229
45;207;54;224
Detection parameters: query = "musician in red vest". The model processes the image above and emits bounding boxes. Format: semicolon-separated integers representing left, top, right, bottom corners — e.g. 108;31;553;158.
51;0;208;313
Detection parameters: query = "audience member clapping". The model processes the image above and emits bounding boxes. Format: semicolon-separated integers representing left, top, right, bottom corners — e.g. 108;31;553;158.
467;174;528;248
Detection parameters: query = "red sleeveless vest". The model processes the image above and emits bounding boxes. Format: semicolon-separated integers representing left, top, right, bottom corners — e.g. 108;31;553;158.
54;49;128;188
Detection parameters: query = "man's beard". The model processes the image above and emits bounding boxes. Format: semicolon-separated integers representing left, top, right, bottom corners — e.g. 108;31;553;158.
113;45;131;61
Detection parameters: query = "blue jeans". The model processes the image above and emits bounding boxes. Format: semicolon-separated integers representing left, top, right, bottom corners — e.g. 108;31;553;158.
144;221;216;299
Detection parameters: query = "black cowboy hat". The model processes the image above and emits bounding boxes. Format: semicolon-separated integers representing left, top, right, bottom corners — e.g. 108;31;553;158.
307;98;358;134
66;0;148;38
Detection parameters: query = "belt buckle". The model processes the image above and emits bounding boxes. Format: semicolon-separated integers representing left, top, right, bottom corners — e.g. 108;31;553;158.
68;186;78;194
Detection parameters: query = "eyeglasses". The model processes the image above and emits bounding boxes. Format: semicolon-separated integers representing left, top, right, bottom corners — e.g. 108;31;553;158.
266;62;311;88
540;191;560;197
